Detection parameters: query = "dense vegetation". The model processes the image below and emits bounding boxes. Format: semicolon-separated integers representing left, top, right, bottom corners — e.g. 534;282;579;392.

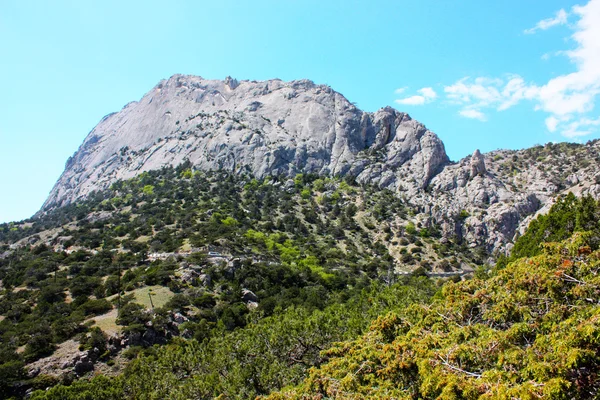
3;164;600;399
29;277;436;399
0;165;477;398
509;193;600;260
269;232;600;399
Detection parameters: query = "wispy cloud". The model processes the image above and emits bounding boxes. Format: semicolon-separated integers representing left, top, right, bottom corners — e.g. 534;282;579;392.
526;0;600;137
562;117;600;138
395;87;437;105
459;109;487;121
524;8;568;34
445;77;502;107
545;116;560;132
393;0;600;138
443;76;538;121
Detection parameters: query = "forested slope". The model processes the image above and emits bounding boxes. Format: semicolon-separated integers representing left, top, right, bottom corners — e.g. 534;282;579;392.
1;165;473;398
267;197;600;399
3;166;600;399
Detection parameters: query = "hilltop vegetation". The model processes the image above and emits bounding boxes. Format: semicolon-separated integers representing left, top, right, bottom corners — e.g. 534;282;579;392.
509;192;600;261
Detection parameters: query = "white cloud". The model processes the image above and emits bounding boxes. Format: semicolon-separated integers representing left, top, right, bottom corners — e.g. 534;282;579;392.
395;95;427;105
432;0;600;139
445;77;503;107
443;76;538;116
394;87;407;94
545;116;559;132
562;117;600;137
418;87;437;99
395;86;437;105
524;8;568;34
459;109;487;121
392;1;600;139
527;0;600;137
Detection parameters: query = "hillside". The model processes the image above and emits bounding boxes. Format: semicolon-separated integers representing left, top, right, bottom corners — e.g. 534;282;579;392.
3;189;598;399
0;166;480;398
268;232;600;399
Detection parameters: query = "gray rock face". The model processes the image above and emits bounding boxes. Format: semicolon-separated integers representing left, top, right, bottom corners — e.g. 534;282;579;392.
470;149;486;178
41;74;600;255
43;74;449;210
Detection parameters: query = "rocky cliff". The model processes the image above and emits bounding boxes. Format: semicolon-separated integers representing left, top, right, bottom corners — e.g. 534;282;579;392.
44;74;448;208
43;74;600;254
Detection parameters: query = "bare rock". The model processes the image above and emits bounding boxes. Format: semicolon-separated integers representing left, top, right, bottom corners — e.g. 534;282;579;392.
74;359;94;376
42;75;450;211
178;268;198;284
241;289;258;303
173;312;188;325
470;149;486;178
224;76;239;90
198;273;212;286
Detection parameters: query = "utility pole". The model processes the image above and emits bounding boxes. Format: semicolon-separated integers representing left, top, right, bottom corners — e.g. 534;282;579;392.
148;289;154;309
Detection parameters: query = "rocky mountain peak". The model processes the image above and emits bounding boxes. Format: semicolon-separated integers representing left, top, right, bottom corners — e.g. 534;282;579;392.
224;75;239;90
43;74;449;211
40;75;600;255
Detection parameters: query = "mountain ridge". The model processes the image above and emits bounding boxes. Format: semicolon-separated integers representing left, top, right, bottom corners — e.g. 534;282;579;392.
41;74;600;254
43;74;449;210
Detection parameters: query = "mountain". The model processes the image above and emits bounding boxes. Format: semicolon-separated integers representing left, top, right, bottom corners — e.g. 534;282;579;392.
43;74;448;209
4;74;600;398
43;74;600;255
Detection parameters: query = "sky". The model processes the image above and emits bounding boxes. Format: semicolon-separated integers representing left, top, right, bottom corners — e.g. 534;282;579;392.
1;0;599;223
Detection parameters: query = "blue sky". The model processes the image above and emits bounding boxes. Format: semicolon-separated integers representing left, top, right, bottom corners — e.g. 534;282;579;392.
1;0;599;223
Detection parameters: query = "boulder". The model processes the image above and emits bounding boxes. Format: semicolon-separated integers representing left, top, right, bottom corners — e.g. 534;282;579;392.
241;289;258;303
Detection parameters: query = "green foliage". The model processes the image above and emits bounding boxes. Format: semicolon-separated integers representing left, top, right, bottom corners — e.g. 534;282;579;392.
23;326;55;363
179;168;193;179
510;193;600;261
293;173;304;188
0;357;25;398
116;303;149;328
80;327;108;355
78;299;112;316
0;165;488;397
7;165;600;399
220;216;238;226
312;178;325;192
300;188;311;199
30;375;124;400
32;278;436;399
142;185;154;196
271;232;600;399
